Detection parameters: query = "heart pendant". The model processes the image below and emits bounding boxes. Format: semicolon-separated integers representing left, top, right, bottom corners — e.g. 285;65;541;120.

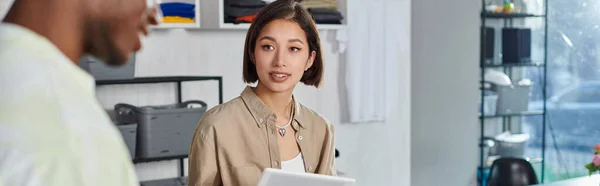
279;128;286;137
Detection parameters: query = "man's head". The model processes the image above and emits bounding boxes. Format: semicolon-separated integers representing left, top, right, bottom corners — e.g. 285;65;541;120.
82;0;154;66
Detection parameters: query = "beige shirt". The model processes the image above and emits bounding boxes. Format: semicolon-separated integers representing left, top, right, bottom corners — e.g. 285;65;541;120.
188;87;336;186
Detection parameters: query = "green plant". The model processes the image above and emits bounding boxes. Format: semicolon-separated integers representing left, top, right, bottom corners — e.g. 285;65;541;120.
584;144;600;175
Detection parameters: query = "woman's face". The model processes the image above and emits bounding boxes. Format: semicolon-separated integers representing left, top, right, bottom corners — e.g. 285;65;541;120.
253;19;316;93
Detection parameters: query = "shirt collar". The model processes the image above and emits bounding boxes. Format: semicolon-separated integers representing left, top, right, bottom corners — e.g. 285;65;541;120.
240;86;306;129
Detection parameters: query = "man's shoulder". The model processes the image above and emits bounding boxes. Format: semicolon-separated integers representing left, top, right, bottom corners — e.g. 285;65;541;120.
0;51;61;92
0;24;69;90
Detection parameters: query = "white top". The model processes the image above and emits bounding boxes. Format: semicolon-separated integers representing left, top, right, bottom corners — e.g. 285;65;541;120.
0;23;139;186
281;153;306;173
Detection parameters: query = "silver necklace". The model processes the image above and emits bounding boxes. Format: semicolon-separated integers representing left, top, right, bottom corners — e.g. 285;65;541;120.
276;104;294;137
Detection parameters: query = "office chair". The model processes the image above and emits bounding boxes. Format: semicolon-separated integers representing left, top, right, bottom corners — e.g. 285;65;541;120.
486;157;538;186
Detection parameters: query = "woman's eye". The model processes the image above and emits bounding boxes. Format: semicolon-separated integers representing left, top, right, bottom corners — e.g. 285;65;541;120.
290;47;301;52
262;45;274;50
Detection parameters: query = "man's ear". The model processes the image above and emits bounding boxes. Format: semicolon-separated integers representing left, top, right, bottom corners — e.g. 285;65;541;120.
305;51;316;70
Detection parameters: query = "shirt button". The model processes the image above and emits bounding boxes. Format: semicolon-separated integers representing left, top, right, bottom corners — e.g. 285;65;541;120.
259;119;264;123
298;136;303;140
308;166;313;171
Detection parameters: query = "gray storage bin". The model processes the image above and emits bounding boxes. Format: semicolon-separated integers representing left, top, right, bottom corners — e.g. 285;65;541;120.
79;55;135;80
485;132;530;158
117;123;138;159
480;90;498;116
493;84;532;114
106;109;138;159
115;101;207;159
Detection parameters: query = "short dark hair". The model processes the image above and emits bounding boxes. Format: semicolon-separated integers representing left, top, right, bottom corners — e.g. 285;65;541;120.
242;0;324;87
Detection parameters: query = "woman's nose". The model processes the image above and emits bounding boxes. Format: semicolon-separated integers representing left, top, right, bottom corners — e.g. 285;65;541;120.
273;48;287;67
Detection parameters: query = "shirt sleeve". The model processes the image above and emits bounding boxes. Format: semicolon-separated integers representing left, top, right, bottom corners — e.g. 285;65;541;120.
188;123;221;186
316;121;336;176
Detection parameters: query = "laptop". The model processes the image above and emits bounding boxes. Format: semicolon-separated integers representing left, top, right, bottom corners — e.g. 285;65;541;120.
257;168;355;186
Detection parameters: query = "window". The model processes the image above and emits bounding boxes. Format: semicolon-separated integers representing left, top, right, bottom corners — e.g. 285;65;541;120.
557;86;600;103
524;0;600;182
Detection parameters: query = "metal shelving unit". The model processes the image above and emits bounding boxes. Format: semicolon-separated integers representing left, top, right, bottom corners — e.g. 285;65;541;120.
481;61;544;68
481;12;545;18
480;110;545;119
96;76;223;177
478;1;549;185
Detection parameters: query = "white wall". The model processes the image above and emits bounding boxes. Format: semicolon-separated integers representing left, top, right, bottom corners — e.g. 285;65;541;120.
410;0;480;185
0;0;11;18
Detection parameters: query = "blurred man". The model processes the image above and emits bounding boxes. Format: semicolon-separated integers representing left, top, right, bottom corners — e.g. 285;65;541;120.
0;0;157;185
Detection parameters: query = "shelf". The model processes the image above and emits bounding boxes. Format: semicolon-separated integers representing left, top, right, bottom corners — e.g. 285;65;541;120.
482;62;544;68
479;2;549;184
481;12;546;19
480;110;544;118
219;23;250;29
316;24;347;30
219;23;346;30
133;155;188;164
140;176;188;185
152;23;200;29
96;76;222;85
527;157;544;164
480;157;543;169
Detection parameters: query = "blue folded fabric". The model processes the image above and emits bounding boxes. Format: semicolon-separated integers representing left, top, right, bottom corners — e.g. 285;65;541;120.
160;2;195;19
162;11;195;19
160;8;196;14
160;7;194;13
160;2;195;11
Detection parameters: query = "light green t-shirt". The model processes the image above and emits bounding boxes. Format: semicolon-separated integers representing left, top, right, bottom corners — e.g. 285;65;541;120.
0;23;139;186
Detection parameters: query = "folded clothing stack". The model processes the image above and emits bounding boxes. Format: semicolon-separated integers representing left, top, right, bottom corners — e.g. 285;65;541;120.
301;0;338;9
224;0;266;24
307;8;343;24
160;2;196;23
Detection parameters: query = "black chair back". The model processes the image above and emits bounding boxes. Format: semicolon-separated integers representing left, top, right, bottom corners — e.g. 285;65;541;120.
487;158;538;186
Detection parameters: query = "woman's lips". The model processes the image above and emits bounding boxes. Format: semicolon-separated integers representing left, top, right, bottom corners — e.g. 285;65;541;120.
270;72;291;83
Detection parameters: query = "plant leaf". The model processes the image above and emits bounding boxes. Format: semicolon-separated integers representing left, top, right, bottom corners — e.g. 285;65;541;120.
586;163;594;170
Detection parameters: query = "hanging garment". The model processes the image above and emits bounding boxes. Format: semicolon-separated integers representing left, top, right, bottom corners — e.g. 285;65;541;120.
344;0;405;123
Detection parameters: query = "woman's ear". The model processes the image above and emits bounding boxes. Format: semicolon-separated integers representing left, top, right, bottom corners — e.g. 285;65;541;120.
305;51;316;71
250;52;256;64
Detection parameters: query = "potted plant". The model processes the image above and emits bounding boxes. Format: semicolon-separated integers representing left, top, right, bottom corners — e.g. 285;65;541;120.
585;144;600;176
